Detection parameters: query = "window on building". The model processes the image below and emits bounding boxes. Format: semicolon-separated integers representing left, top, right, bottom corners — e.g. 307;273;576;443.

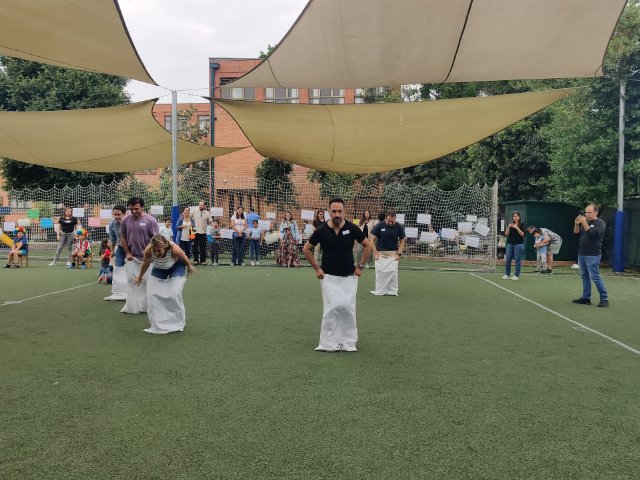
265;88;299;104
198;115;210;130
164;115;189;132
309;88;344;104
164;115;172;131
219;77;255;100
355;88;365;104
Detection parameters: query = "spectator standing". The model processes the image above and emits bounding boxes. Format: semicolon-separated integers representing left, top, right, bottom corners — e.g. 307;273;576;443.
573;204;609;307
526;225;562;274
277;211;300;267
207;220;221;265
192;201;212;265
246;207;260;230
50;207;80;267
531;228;549;273
247;219;264;266
230;207;247;266
175;207;195;260
159;218;173;241
312;210;326;262
502;211;526;281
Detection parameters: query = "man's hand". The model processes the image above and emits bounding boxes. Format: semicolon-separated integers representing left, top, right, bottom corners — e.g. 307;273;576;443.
126;253;134;261
374;252;381;261
315;267;325;280
354;266;363;277
394;253;400;261
575;215;583;225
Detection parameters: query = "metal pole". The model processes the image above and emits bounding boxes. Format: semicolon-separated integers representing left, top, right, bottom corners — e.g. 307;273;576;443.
613;80;626;272
171;90;179;240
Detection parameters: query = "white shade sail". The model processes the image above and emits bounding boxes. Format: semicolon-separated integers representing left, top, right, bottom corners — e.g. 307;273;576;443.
229;0;626;88
0;0;155;84
0;101;243;172
213;89;572;174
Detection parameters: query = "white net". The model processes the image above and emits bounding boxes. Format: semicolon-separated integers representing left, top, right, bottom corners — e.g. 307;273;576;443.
0;168;498;270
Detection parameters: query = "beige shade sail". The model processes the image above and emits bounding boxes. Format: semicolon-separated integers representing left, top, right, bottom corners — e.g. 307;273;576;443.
228;0;626;89
213;89;572;174
0;0;155;84
0;101;243;172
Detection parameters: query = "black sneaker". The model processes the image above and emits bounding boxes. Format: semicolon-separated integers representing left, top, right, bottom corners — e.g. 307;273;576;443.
539;270;548;274
546;269;553;274
4;264;11;268
597;300;609;308
572;298;591;305
12;264;20;269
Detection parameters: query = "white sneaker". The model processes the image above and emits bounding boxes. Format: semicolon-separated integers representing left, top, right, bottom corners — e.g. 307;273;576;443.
251;261;255;266
502;275;510;280
511;275;519;281
48;261;56;266
256;261;260;265
66;261;72;267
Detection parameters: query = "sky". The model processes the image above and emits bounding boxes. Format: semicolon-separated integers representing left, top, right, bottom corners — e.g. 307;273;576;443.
119;0;308;104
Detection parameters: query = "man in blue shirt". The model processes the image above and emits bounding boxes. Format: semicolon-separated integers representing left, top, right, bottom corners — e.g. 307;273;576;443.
370;211;406;296
5;228;28;268
246;207;260;230
104;205;127;301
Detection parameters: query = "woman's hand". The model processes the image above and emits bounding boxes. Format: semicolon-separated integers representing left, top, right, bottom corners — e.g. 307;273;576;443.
133;275;142;286
187;264;197;275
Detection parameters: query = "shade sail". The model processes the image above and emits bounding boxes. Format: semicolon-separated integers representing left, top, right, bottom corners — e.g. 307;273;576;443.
228;0;626;88
213;89;572;174
0;0;155;84
0;101;243;172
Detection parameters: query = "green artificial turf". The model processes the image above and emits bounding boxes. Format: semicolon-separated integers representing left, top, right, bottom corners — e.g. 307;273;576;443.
1;264;640;479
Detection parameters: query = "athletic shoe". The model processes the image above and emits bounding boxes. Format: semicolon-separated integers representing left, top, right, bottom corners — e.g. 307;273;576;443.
546;269;553;274
511;276;519;281
342;345;358;352
314;345;339;352
365;264;370;269
214;262;218;266
3;264;10;268
65;262;72;267
256;261;260;265
12;264;20;269
251;261;255;266
597;300;609;308
502;275;510;280
572;298;591;305
81;263;87;269
539;270;548;275
48;261;56;266
67;264;75;269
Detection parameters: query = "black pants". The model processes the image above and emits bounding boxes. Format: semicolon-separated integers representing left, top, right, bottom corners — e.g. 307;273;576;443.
210;243;220;263
192;233;207;263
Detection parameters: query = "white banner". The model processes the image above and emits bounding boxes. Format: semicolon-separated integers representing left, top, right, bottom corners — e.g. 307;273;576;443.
441;228;457;240
404;227;418;238
474;223;491;237
100;209;113;219
210;207;224;217
301;209;315;220
416;213;431;225
457;222;473;232
464;236;480;248
149;205;164;215
420;231;438;243
266;212;276;219
3;221;16;232
395;213;405;224
72;207;85;217
220;228;234;239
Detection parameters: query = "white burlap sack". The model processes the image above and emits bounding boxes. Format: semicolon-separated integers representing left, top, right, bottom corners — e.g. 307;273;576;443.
370;255;399;296
315;274;358;352
103;265;128;301
144;275;186;334
120;259;149;314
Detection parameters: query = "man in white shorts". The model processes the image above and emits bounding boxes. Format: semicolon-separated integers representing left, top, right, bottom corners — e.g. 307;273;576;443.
527;225;562;274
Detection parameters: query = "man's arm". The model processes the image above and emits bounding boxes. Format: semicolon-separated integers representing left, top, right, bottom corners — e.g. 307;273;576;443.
120;232;133;259
370;234;379;259
133;247;152;285
303;240;324;279
358;238;372;268
396;238;406;260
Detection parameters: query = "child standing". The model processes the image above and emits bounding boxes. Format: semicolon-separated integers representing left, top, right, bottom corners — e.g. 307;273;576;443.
98;238;112;283
208;220;221;265
5;227;28;269
248;219;264;266
532;228;549;274
71;229;91;269
159;218;173;241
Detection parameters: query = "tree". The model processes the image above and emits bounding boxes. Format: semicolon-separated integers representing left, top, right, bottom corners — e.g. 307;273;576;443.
259;44;277;59
255;157;297;208
0;56;131;189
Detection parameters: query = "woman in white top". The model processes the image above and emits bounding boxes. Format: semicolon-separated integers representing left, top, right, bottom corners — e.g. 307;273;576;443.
230;206;247;266
134;234;196;334
175;207;195;259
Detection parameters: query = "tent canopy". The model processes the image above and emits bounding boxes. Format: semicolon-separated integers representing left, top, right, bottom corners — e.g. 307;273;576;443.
0;101;242;172
229;0;626;89
213;89;572;174
0;0;155;84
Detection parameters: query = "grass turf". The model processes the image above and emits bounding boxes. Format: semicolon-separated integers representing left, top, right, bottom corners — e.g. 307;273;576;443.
1;264;640;479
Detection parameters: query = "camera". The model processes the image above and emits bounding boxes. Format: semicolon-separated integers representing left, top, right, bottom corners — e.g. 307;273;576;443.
578;210;585;216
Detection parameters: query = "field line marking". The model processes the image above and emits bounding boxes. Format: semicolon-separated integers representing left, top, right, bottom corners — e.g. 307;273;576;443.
1;281;96;307
469;273;640;357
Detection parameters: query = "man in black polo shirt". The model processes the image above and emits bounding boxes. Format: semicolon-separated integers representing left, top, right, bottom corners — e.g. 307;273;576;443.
303;198;371;352
573;203;609;307
370;210;406;296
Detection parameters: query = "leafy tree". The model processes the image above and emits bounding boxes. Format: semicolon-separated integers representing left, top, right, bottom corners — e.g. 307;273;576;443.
259;44;277;59
175;105;209;145
255;157;297;208
0;56;130;189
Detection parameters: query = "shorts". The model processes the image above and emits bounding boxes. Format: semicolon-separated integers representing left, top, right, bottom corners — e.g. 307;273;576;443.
548;239;562;255
151;260;186;280
18;250;27;256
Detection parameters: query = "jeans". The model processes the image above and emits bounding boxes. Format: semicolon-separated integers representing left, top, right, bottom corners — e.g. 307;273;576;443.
505;243;524;277
232;235;245;265
151;260;186;279
114;245;126;267
210;242;220;263
53;231;75;262
250;239;260;261
578;255;608;301
179;240;192;259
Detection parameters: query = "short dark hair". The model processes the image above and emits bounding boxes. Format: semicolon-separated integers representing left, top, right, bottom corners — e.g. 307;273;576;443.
329;198;345;207
587;203;599;213
532;227;542;235
527;225;537;231
378;212;385;222
386;210;396;218
113;205;126;214
127;197;144;207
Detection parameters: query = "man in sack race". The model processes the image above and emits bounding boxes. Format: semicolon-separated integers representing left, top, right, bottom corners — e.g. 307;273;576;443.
370;210;406;296
134;235;196;334
119;197;159;314
303;198;372;353
104;205;128;301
